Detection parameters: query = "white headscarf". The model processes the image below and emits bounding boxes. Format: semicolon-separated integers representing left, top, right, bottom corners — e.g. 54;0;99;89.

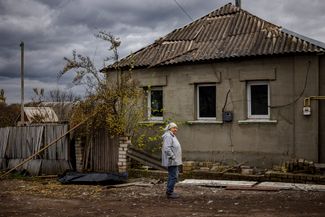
164;122;178;131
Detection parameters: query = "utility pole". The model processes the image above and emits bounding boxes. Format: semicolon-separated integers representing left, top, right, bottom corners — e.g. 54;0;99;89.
20;41;24;125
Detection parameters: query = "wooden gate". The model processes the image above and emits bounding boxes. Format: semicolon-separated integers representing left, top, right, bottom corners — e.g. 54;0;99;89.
86;129;119;172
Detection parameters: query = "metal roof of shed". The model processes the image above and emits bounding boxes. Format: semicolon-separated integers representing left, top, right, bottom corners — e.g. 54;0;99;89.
24;107;59;123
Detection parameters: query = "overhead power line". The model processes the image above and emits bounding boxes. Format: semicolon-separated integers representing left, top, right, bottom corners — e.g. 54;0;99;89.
174;0;193;21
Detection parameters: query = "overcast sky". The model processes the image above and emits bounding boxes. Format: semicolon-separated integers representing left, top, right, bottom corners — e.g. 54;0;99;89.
1;0;325;104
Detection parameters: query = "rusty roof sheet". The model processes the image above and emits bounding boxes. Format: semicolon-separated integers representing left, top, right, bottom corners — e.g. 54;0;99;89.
107;3;325;70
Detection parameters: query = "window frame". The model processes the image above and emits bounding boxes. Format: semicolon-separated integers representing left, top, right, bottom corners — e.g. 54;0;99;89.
196;84;217;120
247;81;270;119
147;86;163;121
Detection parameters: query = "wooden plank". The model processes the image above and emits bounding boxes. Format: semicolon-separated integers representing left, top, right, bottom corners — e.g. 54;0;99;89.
0;159;7;169
7;128;16;159
127;148;166;171
225;185;280;191
36;126;44;157
21;127;25;158
16;127;22;159
47;125;57;160
0;127;10;158
106;182;153;189
127;153;166;171
25;127;32;158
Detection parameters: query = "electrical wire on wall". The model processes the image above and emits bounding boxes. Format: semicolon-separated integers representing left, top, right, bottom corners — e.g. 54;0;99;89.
222;77;235;153
269;60;311;109
219;60;312;110
222;89;231;112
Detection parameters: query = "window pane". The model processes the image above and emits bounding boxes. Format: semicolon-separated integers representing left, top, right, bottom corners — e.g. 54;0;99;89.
250;85;268;115
151;89;163;117
199;86;216;118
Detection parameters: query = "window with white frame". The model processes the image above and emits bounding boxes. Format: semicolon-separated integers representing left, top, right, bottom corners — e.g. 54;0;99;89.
197;84;216;119
147;87;163;120
247;81;270;119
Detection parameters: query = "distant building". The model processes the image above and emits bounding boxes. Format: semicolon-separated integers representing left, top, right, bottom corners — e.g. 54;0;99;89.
40;102;76;123
17;107;59;125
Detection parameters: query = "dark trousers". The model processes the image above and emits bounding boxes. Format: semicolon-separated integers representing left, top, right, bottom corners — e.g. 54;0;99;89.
166;166;179;194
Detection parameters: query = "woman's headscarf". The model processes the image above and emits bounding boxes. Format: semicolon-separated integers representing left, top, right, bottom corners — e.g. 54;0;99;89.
164;122;178;131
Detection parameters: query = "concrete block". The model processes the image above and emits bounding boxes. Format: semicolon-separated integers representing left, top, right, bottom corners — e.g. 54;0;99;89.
119;151;126;155
118;162;126;166
119;137;129;141
119;154;126;159
119;143;128;148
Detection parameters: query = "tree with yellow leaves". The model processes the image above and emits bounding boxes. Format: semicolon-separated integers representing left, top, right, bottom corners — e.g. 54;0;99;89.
59;31;142;137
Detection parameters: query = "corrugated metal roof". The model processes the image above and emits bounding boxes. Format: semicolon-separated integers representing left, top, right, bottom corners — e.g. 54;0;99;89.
106;3;325;70
24;107;59;123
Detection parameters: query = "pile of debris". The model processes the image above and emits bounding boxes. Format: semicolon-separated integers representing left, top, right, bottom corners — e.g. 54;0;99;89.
283;159;317;174
182;161;255;175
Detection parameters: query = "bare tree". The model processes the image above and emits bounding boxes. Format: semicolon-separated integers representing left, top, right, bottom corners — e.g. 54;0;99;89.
59;31;142;136
46;88;80;102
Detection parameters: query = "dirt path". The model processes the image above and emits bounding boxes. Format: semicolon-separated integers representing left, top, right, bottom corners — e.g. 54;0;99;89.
0;178;324;217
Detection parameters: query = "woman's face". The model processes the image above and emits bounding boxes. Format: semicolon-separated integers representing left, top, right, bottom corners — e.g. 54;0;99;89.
170;127;178;135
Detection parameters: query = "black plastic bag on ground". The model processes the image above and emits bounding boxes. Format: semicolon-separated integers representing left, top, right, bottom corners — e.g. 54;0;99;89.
58;171;128;185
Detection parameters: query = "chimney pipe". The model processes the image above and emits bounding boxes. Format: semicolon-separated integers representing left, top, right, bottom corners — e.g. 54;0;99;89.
235;0;241;8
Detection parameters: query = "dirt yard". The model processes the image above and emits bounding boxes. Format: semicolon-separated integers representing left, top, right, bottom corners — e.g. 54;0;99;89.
0;177;325;217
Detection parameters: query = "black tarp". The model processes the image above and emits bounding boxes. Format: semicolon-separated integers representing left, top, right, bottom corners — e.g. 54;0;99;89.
58;171;128;185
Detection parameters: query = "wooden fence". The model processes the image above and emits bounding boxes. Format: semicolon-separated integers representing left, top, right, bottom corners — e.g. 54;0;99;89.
0;124;72;175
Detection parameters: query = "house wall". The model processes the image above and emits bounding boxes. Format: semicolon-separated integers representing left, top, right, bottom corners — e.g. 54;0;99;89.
293;56;319;162
131;55;321;167
319;56;325;163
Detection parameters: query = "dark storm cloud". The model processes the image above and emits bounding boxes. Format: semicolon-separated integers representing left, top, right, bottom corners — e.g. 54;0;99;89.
243;0;325;42
0;0;324;104
52;0;204;29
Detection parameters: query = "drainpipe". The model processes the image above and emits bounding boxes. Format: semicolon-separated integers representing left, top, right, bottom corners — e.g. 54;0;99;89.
20;41;24;126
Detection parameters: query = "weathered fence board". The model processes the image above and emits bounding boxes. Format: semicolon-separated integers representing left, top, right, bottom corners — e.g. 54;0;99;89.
26;159;42;175
0;127;9;158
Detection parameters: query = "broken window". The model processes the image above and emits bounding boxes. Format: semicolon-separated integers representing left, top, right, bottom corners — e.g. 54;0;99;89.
197;84;216;119
247;81;270;119
147;87;163;120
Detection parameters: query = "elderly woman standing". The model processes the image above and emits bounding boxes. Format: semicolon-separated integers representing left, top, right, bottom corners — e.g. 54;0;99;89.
162;122;182;199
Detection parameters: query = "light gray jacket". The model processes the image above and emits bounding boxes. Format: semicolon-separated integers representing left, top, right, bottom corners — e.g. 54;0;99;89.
161;131;182;167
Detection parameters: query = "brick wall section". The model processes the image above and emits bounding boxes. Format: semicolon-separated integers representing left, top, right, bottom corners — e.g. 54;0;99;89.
118;136;130;173
75;138;84;172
